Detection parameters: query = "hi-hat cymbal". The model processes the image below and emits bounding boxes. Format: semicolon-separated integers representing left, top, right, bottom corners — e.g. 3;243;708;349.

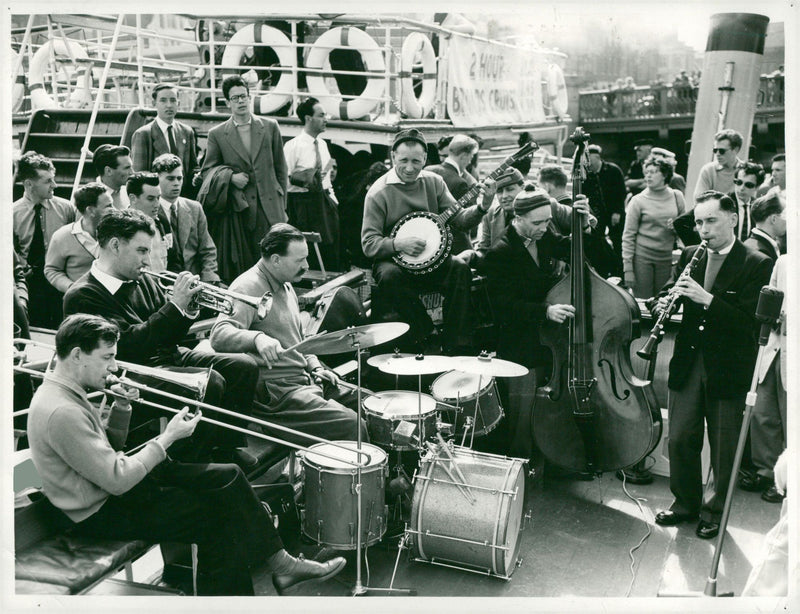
452;354;529;378
367;352;414;368
378;354;455;376
289;322;410;355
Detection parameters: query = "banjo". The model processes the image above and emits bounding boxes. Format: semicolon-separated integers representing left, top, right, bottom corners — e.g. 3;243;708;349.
390;141;538;274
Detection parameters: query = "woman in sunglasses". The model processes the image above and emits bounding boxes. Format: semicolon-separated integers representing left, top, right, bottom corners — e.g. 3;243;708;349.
622;157;686;299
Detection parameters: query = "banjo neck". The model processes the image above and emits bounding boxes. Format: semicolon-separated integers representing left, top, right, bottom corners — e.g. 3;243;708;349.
437;142;538;227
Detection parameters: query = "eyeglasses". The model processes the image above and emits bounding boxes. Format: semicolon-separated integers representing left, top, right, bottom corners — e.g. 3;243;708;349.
228;94;250;103
712;147;730;154
733;179;757;189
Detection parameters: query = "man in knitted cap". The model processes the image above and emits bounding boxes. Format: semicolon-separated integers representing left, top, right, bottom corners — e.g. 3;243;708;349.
483;186;592;461
361;129;491;352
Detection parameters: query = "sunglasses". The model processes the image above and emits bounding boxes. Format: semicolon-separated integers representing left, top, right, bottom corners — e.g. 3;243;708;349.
734;179;757;189
712;147;730;154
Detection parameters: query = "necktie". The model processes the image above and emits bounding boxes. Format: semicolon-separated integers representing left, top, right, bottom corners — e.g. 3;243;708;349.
28;204;45;270
166;125;178;155
703;251;726;292
739;204;750;240
169;202;184;270
313;138;322;185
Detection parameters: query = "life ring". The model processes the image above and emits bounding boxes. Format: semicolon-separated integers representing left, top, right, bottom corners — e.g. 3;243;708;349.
11;51;26;113
306;26;386;120
399;32;437;119
546;63;569;117
220;23;296;115
28;39;94;110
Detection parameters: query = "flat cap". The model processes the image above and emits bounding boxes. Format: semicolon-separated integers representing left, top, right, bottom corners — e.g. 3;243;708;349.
634;138;654;148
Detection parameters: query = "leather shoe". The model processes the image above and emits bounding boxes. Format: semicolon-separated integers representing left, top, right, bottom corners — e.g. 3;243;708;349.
654;510;697;526
696;519;720;539
761;485;785;503
738;473;773;492
273;555;347;595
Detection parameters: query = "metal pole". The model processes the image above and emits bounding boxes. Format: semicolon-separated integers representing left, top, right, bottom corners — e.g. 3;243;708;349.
290;20;298;116
72;13;125;195
135;14;145;108
208;21;217;113
353;341;366;595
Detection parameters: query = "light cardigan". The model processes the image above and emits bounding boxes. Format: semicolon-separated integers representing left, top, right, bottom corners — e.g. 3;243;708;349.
44;219;98;293
27;373;166;522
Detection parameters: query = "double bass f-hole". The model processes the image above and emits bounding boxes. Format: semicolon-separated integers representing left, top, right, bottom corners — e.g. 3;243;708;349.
597;358;631;401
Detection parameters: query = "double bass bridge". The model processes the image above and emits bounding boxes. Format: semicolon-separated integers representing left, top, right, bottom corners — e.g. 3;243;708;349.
567;378;596;416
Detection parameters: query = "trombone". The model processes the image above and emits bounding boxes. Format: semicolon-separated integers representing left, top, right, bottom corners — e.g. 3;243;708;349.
13;338;372;468
143;270;273;319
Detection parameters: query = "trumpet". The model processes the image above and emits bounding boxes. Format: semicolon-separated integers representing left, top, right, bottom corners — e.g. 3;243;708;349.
13;338;371;468
637;240;708;361
143;270;273;319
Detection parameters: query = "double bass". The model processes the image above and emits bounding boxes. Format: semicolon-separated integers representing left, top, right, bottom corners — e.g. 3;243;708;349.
533;128;662;474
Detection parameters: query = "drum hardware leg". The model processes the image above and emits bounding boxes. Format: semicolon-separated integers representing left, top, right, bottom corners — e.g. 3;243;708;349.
469;375;483;449
424;442;475;504
459;416;473;448
522;509;533;531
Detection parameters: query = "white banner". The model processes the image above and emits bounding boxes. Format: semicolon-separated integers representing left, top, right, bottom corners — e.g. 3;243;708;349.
446;37;547;127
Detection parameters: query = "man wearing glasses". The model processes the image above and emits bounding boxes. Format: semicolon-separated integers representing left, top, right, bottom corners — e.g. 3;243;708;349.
693;129;744;201
201;75;288;274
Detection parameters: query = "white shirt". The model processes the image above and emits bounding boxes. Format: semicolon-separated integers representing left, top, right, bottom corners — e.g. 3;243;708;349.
155;116;177;152
90;260;125;294
70;219;100;258
284;131;334;194
96;176;129;210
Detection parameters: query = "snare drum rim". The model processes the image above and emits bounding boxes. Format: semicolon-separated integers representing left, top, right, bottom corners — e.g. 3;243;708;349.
363;391;439;421
430;370;493;404
302;441;387;475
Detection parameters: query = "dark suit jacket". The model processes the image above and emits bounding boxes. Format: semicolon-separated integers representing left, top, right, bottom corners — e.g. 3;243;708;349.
484;225;569;368
201;116;288;229
743;230;780;262
662;240;772;398
167;197;220;282
131;120;198;191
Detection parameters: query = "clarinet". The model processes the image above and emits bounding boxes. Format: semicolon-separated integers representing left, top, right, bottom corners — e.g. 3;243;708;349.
636;240;709;361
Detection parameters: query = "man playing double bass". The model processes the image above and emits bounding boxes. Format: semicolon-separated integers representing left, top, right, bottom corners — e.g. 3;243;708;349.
653;191;772;539
483;186;593;462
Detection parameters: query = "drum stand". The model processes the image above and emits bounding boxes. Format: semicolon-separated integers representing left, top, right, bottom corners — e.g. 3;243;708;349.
350;337;414;597
460;374;485;449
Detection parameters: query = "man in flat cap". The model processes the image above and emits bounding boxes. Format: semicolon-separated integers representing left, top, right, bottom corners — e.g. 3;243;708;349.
625;138;654;197
483;186;593;461
361;129;490;352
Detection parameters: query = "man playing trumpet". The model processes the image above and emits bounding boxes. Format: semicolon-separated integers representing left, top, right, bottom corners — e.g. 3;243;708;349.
27;314;346;595
64;208;259;468
210;223;367;444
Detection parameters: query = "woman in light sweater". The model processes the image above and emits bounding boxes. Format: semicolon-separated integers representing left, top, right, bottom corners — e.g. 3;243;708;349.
622;158;685;299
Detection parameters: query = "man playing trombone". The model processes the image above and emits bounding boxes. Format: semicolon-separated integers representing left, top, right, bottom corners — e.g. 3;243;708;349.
64;208;259;468
27;313;346;595
210;223;367;444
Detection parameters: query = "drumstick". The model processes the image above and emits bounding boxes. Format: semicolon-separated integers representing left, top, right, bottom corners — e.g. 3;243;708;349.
425;442;475;504
436;433;472;492
282;331;328;354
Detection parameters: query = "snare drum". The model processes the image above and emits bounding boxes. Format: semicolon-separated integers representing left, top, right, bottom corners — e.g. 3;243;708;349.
431;371;503;437
302;441;388;549
408;446;526;579
363;391;439;450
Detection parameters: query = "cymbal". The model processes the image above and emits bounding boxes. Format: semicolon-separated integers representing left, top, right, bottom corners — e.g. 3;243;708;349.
378;354;455;376
290;322;410;355
452;354;529;378
367;352;414;368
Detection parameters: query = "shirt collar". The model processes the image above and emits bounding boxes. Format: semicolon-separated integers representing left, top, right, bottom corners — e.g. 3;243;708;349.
71;218;92;236
751;227;780;254
711;238;736;255
96;176;121;195
22;193;52;209
44;371;91;404
443;158;462;174
256;260;292;295
90;260;130;294
154;116;174;135
160;196;177;216
385;167;406;185
232;115;252;127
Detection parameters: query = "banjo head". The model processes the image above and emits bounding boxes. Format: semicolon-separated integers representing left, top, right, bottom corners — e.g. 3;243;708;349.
392;213;447;266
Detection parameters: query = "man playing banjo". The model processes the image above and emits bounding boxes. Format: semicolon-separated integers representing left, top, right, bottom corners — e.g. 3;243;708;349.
361;129;491;353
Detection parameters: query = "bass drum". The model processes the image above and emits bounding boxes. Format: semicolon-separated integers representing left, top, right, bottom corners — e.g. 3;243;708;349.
408;446;526;579
302;441;387;549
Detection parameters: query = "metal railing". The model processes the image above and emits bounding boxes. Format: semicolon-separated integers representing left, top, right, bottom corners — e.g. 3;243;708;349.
578;75;784;123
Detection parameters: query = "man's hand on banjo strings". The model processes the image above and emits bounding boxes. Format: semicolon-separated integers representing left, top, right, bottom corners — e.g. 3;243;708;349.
395;235;427;257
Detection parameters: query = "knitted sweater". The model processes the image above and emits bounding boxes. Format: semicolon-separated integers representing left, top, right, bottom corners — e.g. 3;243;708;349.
28;373;166;522
361;168;484;260
622;187;685;271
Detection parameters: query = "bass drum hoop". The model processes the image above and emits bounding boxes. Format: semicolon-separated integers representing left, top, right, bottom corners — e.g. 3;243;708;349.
390;211;452;272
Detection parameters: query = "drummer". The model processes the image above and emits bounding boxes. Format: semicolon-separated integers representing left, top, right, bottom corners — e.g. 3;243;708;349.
209;223;367;445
